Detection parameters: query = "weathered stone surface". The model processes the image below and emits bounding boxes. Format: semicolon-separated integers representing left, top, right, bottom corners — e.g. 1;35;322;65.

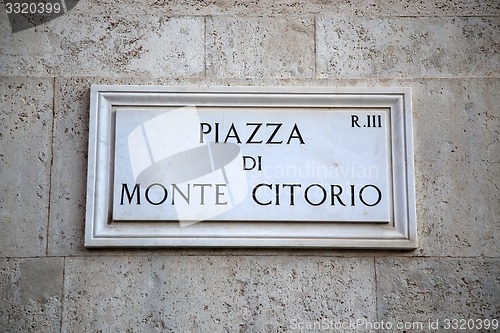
410;79;500;257
62;256;376;332
317;17;499;78
360;0;500;17
145;0;500;17
0;258;64;332
376;258;500;332
3;0;447;24
0;77;53;257
0;14;205;77
70;0;147;14
206;17;315;79
47;77;90;255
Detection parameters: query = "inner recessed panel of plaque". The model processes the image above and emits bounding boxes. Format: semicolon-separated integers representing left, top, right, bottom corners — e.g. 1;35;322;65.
112;107;392;223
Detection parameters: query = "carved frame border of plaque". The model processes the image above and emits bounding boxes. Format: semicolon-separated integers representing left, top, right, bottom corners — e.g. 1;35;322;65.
85;86;417;249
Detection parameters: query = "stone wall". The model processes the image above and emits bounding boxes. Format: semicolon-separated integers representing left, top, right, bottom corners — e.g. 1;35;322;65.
1;1;498;332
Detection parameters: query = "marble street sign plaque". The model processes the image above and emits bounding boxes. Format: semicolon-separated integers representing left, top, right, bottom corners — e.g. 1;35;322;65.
85;86;417;248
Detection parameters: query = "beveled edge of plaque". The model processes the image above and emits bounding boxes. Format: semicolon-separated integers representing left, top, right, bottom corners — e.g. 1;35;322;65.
85;86;416;249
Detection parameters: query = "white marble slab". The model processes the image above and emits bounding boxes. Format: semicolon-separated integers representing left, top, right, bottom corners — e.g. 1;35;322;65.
85;86;416;248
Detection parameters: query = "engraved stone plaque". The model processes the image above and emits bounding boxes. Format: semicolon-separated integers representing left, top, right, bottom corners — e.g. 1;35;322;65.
85;86;416;248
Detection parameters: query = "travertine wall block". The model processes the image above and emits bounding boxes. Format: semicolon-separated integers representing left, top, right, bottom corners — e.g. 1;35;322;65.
206;17;315;78
376;258;500;332
359;0;500;17
145;0;500;17
410;79;500;257
47;77;91;255
317;17;500;78
0;13;205;77
63;256;375;332
47;77;499;258
0;77;53;257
